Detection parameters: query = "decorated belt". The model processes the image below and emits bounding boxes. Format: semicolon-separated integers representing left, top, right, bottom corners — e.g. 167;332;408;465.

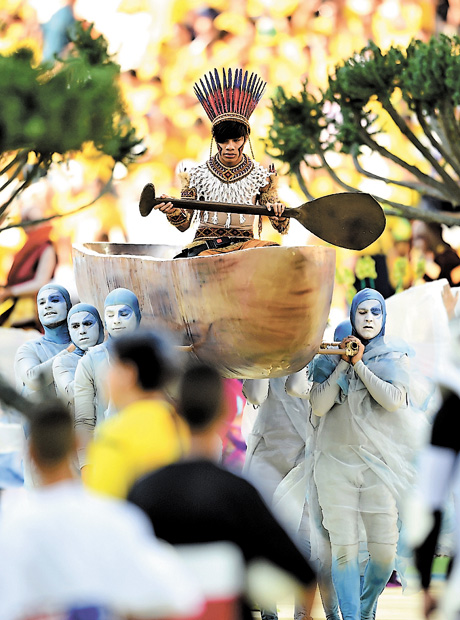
193;227;254;241
175;236;249;258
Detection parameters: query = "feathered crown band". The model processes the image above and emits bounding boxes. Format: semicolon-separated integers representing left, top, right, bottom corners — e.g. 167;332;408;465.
194;68;266;128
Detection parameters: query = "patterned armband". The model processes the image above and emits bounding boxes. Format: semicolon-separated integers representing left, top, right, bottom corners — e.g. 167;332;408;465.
179;172;197;200
166;209;189;225
271;216;290;234
259;168;289;234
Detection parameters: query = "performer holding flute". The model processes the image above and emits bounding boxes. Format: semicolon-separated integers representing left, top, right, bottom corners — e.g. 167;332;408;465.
309;288;426;620
140;68;289;258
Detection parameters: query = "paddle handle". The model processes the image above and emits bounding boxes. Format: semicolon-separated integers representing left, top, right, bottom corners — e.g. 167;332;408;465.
150;193;297;220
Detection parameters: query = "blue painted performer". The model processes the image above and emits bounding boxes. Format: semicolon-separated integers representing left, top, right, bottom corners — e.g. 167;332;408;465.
14;283;73;401
309;289;424;620
74;288;141;470
53;303;104;414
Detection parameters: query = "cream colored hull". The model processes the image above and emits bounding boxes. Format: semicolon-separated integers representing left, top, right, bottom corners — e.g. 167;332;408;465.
72;243;335;379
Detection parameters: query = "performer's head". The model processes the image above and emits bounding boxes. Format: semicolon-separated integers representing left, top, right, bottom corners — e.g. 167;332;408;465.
67;303;104;354
350;288;386;344
212;120;249;166
334;319;352;342
194;68;266;163
104;287;141;339
37;283;72;343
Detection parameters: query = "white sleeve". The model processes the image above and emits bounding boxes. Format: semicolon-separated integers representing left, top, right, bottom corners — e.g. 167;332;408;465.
353;360;407;412
309;359;349;417
243;379;270;405
73;355;96;467
52;357;75;402
14;343;66;391
285;367;311;399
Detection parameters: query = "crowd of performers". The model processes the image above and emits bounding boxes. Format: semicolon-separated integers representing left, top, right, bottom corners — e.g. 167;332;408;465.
1;67;460;620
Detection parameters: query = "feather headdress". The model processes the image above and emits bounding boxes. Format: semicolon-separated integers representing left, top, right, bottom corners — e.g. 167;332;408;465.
194;68;267;128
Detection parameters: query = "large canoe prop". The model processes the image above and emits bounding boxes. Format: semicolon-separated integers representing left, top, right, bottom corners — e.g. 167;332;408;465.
72;243;336;379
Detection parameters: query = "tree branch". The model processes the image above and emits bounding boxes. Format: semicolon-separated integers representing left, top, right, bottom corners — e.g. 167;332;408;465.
414;104;460;178
352;153;448;200
438;99;460;169
380;96;460;195
0;172;114;232
381;202;460;225
354;120;457;201
0;150;29;182
294;167;315;201
0;151;30;194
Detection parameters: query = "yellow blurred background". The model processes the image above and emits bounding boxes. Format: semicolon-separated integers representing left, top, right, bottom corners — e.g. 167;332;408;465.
0;0;458;315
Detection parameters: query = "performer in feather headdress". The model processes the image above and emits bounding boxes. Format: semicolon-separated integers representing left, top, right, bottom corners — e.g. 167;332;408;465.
140;68;289;257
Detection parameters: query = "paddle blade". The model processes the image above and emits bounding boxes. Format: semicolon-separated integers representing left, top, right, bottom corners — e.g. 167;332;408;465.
296;192;386;251
139;183;156;217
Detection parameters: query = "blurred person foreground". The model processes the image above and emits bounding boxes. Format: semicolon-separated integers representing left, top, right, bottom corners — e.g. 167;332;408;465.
0;399;203;620
128;363;317;620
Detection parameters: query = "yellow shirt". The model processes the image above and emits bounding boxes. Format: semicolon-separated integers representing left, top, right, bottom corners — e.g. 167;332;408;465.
85;399;190;499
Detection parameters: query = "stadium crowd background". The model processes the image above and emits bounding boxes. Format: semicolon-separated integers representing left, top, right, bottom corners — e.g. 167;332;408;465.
0;0;459;314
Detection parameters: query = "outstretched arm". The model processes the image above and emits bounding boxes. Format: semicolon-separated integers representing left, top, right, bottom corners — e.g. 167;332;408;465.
15;343;70;391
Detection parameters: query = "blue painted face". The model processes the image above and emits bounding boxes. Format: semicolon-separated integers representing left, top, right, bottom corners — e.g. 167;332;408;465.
104;304;138;338
68;311;100;351
354;300;383;341
37;289;68;327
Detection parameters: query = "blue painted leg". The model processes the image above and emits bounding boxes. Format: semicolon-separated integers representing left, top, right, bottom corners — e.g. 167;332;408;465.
260;609;278;620
360;559;393;620
331;555;361;620
318;566;341;620
360;576;377;619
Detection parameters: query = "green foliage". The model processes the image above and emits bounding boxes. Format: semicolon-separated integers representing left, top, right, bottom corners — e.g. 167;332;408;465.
402;35;460;111
267;34;460;223
267;84;326;170
392;256;409;293
335;266;357;305
0;22;142;166
331;42;406;106
355;256;377;281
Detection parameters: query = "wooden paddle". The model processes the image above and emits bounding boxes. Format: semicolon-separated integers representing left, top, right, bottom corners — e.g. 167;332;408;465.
139;183;385;251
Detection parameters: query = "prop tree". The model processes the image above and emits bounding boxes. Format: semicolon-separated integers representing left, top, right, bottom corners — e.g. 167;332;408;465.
0;22;143;232
268;34;460;227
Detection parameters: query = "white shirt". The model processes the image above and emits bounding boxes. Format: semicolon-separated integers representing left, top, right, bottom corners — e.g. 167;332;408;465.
0;480;203;619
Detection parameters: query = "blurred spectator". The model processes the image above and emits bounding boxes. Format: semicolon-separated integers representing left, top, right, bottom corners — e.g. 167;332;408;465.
410;315;460;619
412;219;460;286
0;199;57;331
84;330;189;498
36;0;77;62
0;400;203;619
128;363;317;620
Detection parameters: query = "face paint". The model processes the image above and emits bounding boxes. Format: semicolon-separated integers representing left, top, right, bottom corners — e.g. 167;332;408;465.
216;137;246;166
105;304;138;338
37;289;68;327
68;311;100;351
354;299;383;341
